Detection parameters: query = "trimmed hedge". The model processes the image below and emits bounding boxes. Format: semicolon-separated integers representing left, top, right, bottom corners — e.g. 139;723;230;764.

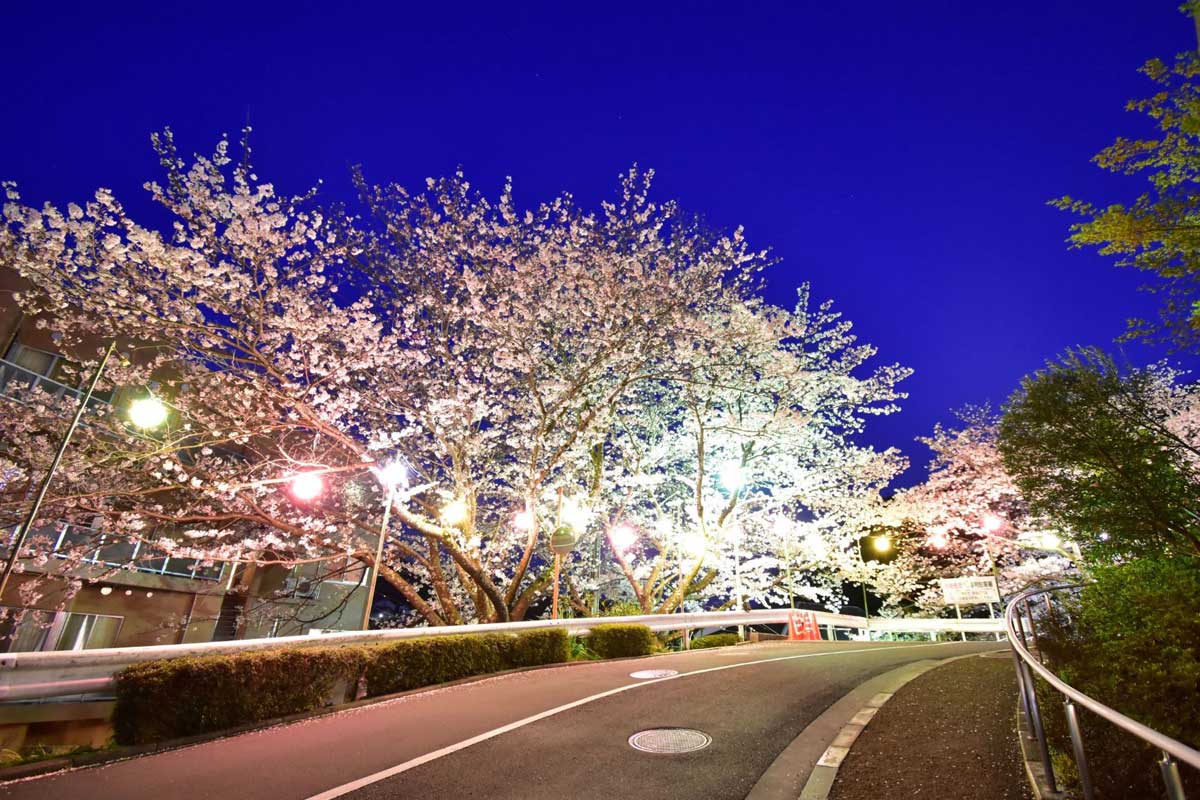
113;628;570;745
364;629;570;696
586;623;656;658
691;633;738;649
114;646;365;745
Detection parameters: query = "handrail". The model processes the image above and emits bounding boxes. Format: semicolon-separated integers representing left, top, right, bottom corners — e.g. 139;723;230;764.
0;607;1003;701
1006;584;1200;799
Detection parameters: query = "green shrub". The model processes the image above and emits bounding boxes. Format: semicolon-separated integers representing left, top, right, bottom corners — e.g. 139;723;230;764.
505;628;571;668
586;623;656;658
114;645;367;745
1037;557;1200;797
691;633;738;649
113;628;570;745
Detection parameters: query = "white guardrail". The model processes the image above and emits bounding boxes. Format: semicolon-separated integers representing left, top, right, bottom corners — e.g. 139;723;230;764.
0;608;1003;702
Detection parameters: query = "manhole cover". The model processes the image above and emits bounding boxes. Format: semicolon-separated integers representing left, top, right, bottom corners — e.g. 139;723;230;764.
629;728;712;754
630;669;679;679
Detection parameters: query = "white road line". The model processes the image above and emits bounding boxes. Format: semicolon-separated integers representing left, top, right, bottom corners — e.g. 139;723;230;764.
304;642;951;800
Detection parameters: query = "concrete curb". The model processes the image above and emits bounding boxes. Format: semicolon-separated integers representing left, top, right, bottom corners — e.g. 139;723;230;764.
747;650;1004;800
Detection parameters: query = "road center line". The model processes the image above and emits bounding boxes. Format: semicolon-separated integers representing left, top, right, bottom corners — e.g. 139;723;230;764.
304;642;950;800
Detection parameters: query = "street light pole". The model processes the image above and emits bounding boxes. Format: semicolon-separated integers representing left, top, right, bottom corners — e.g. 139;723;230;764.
857;537;872;641
360;481;397;630
0;341;116;602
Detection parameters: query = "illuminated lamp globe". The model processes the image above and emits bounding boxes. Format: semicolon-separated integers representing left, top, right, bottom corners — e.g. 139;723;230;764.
549;525;577;555
289;472;325;501
129;396;168;429
871;535;892;554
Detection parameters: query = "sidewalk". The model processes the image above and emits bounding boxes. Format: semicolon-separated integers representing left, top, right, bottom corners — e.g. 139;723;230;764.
828;653;1032;800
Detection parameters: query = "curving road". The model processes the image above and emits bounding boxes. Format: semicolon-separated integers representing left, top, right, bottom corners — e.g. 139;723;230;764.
0;640;999;800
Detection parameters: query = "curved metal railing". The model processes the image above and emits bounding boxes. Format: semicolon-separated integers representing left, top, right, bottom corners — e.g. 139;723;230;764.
0;606;1004;702
1006;584;1200;799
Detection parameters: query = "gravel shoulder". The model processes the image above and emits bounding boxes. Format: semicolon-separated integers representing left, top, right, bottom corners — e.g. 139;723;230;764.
829;653;1032;800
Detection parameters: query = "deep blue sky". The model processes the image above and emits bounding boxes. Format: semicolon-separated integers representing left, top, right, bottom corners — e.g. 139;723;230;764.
3;1;1194;484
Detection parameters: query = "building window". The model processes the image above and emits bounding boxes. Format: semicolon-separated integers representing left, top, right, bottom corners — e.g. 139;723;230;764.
0;608;124;653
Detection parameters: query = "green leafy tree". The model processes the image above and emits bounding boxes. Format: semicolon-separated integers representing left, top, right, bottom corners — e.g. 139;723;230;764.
1053;20;1200;351
998;348;1200;560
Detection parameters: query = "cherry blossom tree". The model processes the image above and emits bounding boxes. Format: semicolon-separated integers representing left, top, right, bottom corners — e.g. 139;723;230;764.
877;408;1076;613
0;130;910;628
563;288;910;615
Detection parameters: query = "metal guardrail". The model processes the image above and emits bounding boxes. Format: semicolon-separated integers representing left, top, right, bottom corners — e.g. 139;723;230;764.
1006;584;1200;800
0;607;1003;702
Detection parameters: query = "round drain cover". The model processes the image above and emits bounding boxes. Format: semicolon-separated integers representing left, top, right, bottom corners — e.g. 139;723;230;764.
629;669;679;679
628;728;712;754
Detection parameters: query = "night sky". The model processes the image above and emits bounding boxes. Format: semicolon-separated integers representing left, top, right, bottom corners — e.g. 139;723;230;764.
3;1;1193;484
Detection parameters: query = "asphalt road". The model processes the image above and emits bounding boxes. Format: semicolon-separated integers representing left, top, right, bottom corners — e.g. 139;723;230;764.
0;640;999;800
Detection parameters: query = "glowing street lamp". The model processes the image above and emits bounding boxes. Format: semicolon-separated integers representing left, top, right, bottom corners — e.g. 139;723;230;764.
929;531;949;549
513;509;534;531
871;534;892;554
372;460;408;490
289;472;325;502
128;396;169;430
982;513;1004;533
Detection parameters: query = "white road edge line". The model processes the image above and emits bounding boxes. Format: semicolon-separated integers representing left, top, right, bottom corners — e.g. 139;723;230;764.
304;642;950;800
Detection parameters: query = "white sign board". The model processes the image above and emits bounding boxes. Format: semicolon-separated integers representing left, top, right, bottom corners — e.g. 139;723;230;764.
939;576;1000;605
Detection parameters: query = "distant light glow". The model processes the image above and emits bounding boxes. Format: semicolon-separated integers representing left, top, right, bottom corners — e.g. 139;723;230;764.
929;531;949;549
513;510;534;531
442;498;469;527
289;472;325;501
128;396;168;429
609;524;637;553
99;586;112;596
871;535;892;554
982;513;1004;533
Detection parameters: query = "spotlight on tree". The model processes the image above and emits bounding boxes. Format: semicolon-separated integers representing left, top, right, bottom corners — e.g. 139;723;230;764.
441;498;469;527
718;462;744;492
609;524;637;553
